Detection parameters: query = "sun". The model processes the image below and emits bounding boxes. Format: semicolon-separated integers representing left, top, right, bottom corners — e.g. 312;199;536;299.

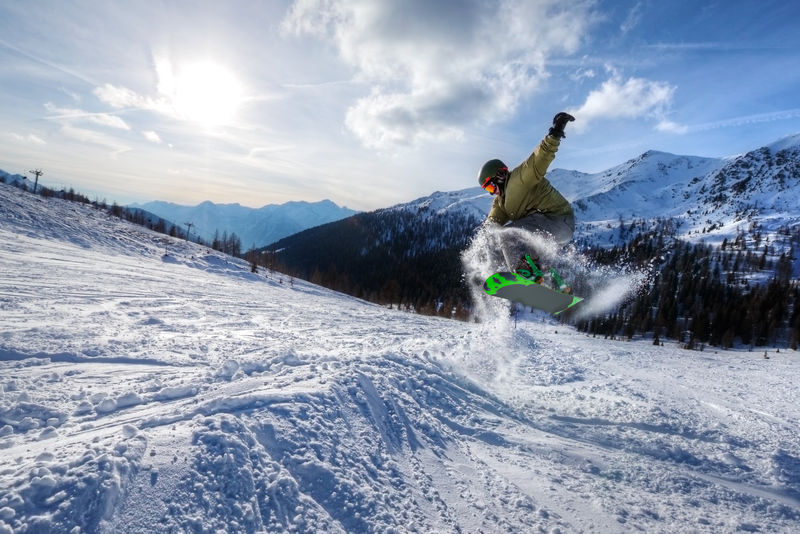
170;61;243;126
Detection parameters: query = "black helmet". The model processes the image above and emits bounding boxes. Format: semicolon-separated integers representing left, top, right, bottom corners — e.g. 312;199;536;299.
478;159;507;187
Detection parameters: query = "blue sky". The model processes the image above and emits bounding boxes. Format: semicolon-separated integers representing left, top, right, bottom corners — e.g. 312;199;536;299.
1;1;798;211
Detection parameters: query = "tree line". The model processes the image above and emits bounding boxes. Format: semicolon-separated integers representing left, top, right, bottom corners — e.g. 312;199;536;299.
576;224;800;350
260;207;482;320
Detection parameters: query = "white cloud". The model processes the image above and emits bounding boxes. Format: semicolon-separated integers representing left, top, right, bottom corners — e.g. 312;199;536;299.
88;113;131;130
93;84;142;108
60;125;130;155
44;102;131;130
620;2;643;35
656;119;689;134
93;83;168;114
571;74;684;132
8;132;46;145
143;130;162;144
59;87;82;103
282;0;596;149
570;66;597;82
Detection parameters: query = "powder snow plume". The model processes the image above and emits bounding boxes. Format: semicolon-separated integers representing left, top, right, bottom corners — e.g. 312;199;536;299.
460;223;652;322
571;268;650;320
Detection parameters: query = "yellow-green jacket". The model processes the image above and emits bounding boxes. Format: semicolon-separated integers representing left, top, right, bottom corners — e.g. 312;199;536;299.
487;135;573;225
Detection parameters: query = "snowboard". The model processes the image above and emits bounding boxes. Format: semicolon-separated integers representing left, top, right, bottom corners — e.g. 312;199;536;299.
483;271;583;315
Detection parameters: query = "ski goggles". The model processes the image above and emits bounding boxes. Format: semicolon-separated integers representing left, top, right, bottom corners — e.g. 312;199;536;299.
482;178;500;195
481;170;506;195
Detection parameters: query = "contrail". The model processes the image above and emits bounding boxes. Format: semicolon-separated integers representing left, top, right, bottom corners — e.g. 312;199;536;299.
0;37;97;86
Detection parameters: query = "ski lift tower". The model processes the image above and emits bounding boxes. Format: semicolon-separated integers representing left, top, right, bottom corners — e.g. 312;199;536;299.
184;222;194;242
28;169;43;194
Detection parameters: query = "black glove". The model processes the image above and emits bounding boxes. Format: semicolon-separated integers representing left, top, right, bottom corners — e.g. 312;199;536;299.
548;112;575;139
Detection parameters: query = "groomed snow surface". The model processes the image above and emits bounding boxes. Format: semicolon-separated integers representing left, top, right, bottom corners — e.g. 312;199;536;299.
1;182;799;533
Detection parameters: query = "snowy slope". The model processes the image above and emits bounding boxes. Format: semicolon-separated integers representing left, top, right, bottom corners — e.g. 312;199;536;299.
2;182;800;533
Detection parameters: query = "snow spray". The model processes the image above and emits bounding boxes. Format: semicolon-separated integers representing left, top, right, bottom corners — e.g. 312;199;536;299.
460;223;653;323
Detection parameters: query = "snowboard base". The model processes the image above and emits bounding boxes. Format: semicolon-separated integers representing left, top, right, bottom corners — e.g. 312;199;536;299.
483;272;583;315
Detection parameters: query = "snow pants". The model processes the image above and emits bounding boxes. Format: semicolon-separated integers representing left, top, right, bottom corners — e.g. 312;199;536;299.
500;212;575;270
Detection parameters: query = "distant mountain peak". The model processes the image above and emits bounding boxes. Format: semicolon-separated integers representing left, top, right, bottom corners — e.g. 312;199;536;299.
639;149;671;158
130;198;359;248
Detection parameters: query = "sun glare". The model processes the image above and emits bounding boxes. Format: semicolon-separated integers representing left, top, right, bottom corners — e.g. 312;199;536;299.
171;61;243;126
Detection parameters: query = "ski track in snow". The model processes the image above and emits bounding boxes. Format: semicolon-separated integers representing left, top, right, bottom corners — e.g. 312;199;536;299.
1;183;800;533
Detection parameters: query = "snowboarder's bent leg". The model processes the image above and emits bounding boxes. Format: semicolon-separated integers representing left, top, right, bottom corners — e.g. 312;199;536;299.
508;213;575;245
499;212;575;270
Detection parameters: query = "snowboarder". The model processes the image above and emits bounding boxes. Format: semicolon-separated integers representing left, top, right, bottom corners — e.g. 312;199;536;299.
478;111;576;291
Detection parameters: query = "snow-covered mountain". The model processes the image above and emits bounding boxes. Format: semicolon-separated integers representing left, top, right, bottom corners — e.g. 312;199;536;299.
131;199;359;249
384;187;491;221
556;133;800;243
557;151;725;219
2;179;800;533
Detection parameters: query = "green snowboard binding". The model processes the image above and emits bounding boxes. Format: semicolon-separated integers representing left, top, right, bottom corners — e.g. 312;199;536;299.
513;254;571;294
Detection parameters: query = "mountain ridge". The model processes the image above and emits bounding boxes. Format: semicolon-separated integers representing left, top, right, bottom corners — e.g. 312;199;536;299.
130;198;359;249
